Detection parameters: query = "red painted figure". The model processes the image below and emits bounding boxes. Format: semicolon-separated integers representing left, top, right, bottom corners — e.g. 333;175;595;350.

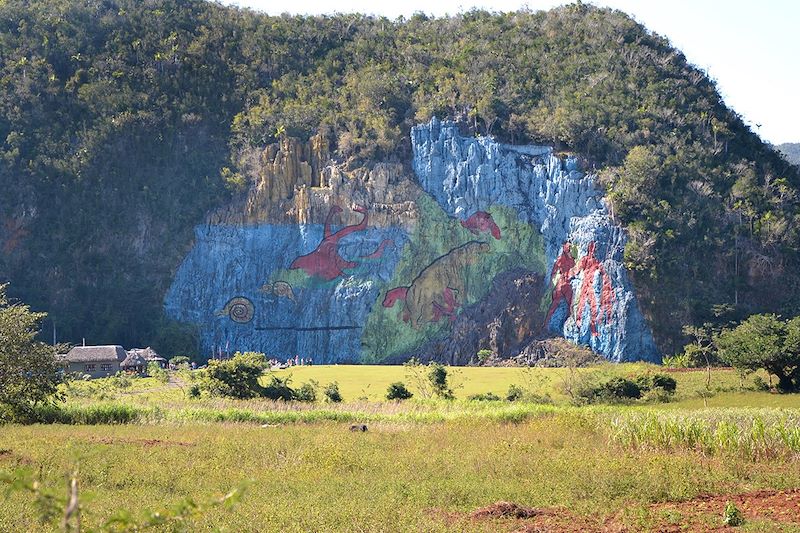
545;242;576;326
461;211;501;240
572;242;614;336
290;205;369;281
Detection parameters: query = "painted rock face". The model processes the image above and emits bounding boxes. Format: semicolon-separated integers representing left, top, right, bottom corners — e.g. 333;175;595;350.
217;297;255;324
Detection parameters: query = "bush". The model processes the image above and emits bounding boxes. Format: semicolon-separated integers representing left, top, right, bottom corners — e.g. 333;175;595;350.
650;373;677;393
427;363;454;399
202;352;267;399
752;375;770;391
467;392;501;401
147;362;169;383
170;355;191;369
723;501;744;527
188;384;202;399
601;377;642;400
323;382;342;403
635;373;677;394
262;375;294;401
476;349;492;365
506;384;525;402
294;381;318;402
386;381;413;400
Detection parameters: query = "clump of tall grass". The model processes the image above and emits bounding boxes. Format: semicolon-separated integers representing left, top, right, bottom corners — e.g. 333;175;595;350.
30;403;160;424
608;409;800;459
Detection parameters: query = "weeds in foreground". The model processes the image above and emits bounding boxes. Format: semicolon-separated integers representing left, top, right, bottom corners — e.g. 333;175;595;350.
0;468;247;532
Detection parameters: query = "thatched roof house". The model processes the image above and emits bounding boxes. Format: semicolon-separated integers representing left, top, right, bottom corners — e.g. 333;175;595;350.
120;352;147;373
63;345;127;378
127;347;167;368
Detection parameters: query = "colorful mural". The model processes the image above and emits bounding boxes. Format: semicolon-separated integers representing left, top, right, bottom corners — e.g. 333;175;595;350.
289;205;369;281
164;118;659;363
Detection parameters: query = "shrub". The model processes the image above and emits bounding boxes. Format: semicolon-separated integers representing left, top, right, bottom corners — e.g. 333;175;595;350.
468;392;501;401
723;501;744;526
294;381;318;402
386;381;413;400
323;382;343;403
262;375;294;401
569;373;644;404
601;377;642;400
752;375;770;391
202;352;267;399
188;384;201;398
506;384;525;402
650;373;677;392
635;373;677;394
427;363;454;399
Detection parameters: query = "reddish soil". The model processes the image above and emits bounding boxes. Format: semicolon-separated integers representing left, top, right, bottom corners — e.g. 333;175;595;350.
470;502;540;520
650;488;800;532
440;489;800;532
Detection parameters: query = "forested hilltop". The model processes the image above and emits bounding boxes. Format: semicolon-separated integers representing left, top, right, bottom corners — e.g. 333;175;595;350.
0;0;797;357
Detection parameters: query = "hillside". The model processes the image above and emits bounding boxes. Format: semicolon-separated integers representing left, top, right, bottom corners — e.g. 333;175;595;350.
0;0;798;359
778;143;800;166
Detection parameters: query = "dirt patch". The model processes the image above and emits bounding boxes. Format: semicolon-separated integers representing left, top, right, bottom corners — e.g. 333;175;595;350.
0;449;11;457
650;488;800;532
470;502;540;520
90;437;194;448
440;489;800;532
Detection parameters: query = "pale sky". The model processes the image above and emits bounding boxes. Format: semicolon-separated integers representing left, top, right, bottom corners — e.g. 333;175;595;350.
218;0;800;144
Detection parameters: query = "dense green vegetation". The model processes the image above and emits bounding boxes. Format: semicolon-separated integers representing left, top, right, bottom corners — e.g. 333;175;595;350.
716;314;800;392
0;0;798;355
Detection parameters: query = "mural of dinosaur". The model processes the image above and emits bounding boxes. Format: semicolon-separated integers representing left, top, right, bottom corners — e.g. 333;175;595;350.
361;238;394;259
382;240;490;328
460;211;501;240
289;205;368;280
165;119;658;363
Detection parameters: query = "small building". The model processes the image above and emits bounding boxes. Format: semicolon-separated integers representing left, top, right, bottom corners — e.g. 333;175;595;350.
62;345;127;378
120;352;147;374
127;347;167;369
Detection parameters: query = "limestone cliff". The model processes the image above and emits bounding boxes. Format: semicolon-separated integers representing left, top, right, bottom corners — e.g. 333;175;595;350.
165;119;659;363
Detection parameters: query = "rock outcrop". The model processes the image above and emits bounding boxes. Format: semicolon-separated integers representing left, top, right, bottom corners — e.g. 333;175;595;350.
165;119;659;363
411;118;658;362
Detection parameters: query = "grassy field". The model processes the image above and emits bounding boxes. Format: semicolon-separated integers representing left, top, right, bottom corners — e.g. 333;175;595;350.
2;365;800;532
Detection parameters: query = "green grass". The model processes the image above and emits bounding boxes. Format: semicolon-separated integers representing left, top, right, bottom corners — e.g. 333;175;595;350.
2;413;799;532
4;365;799;531
268;363;779;403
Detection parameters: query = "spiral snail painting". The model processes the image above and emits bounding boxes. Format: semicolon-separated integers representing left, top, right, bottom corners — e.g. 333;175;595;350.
216;297;255;324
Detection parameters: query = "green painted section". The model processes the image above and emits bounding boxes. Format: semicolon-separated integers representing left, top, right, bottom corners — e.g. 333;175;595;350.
362;195;547;363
